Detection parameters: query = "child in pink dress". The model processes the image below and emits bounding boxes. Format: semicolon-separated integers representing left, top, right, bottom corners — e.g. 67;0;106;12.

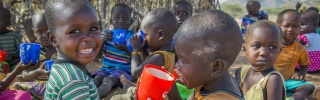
297;10;320;72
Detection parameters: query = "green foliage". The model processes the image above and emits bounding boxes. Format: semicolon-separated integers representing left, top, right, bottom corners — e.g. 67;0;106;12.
221;4;244;18
264;6;293;15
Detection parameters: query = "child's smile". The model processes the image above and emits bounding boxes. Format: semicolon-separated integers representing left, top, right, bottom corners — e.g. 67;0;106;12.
51;4;102;65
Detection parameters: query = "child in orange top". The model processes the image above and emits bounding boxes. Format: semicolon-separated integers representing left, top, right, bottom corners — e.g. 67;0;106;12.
175;10;244;100
274;9;314;99
235;21;285;100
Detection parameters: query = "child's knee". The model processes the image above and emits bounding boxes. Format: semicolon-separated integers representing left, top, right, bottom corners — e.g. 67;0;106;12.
102;76;119;84
93;75;104;80
300;84;315;93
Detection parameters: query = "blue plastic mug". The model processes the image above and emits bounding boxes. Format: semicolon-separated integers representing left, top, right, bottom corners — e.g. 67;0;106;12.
127;30;148;52
19;43;40;65
45;60;54;71
113;29;127;45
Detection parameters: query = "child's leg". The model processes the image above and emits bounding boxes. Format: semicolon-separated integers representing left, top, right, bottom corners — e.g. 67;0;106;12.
92;70;110;87
120;75;136;89
97;76;119;98
93;75;104;87
289;84;315;99
313;86;320;100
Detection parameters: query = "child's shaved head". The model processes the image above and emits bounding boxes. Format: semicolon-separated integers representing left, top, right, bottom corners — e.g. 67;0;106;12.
0;6;11;33
141;8;177;40
175;10;243;67
276;9;301;24
0;6;11;21
245;20;282;42
32;10;46;27
45;0;91;31
173;0;193;14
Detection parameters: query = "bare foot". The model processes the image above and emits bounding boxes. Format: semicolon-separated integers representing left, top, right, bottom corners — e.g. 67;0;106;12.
120;75;135;89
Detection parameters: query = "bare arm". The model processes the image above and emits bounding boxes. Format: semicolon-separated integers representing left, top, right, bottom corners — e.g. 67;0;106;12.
298;66;308;81
131;54;164;78
266;74;284;100
234;68;242;84
0;67;22;92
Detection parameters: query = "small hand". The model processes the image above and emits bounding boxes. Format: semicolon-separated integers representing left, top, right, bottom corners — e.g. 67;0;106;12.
5;52;12;62
103;30;113;42
114;43;128;51
261;14;268;20
15;60;40;72
36;62;50;76
130;34;146;52
291;75;305;81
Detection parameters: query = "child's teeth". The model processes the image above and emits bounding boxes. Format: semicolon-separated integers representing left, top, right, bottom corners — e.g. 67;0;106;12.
80;48;93;54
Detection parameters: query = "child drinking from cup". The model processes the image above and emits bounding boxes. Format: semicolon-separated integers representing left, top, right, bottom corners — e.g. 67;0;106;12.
91;3;134;98
43;0;102;99
274;9;315;100
296;10;320;72
111;8;181;100
0;6;22;68
235;21;285;100
175;10;244;99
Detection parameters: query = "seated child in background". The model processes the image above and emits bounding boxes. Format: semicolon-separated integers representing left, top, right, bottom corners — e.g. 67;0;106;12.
175;10;244;99
241;1;268;36
0;6;22;69
9;10;55;100
297;10;320;72
43;0;102;99
0;62;40;100
91;3;134;98
274;9;315;100
173;0;193;27
111;8;180;100
235;21;285;100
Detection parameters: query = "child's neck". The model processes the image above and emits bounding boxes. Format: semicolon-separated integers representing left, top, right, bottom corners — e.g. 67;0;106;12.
251;66;275;76
282;39;294;46
56;53;88;73
158;43;173;51
43;45;55;51
203;73;240;93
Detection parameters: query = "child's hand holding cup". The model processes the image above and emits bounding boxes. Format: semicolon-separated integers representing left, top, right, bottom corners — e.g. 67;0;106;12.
19;43;41;65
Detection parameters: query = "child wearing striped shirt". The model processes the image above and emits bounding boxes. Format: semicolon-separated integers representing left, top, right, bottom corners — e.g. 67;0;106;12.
91;3;134;98
43;0;102;99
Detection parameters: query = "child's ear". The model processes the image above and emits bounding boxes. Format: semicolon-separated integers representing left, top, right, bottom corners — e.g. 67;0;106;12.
46;30;58;47
158;30;165;40
313;20;318;28
210;59;226;77
242;44;247;52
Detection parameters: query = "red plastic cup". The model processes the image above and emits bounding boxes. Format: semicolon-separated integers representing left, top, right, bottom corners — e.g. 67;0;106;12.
0;50;6;61
137;64;175;100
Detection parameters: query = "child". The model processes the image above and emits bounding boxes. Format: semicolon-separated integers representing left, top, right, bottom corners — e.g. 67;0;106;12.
0;62;38;100
43;0;102;99
241;1;268;36
8;10;55;100
0;6;21;68
174;10;244;99
235;21;285;100
297;10;320;72
111;8;180;100
173;0;193;27
32;10;57;61
91;3;134;98
274;9;315;100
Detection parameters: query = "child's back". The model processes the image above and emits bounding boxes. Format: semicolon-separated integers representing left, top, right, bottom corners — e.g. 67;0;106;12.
174;10;244;100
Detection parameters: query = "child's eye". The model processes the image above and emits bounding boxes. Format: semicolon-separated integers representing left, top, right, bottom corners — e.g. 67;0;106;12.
174;12;179;15
183;12;189;15
71;29;80;33
252;45;260;49
90;27;98;31
123;17;128;20
114;17;120;20
269;46;276;49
